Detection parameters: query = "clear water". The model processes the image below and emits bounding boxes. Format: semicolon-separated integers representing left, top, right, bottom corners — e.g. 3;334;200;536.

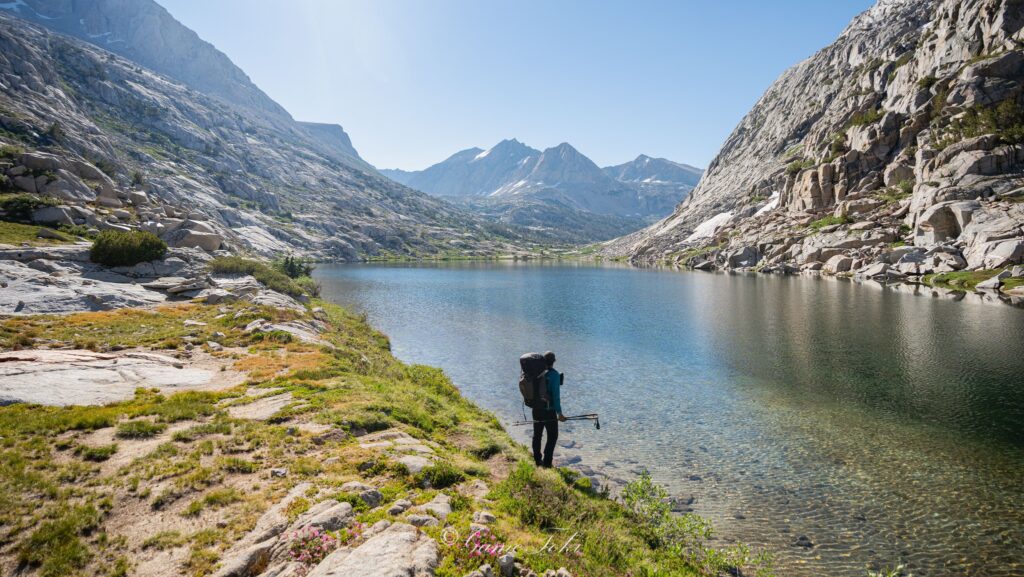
315;262;1024;577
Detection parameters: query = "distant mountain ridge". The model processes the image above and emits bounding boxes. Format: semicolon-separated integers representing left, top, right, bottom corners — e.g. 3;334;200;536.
603;154;703;217
383;139;702;221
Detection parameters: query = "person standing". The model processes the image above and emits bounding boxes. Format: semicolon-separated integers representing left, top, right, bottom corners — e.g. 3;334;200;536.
532;351;566;468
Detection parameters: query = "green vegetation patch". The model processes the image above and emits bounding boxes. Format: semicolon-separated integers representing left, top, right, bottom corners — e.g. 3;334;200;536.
89;230;167;267
847;107;884;128
0;193;60;223
886;51;914;82
936;99;1024;149
923;269;1008;290
785;158;816;176
74;444;118;462
115;420;166;439
809;215;850;231
17;504;101;577
183;488;242;517
414;461;466;489
209;256;310;298
874;180;913;204
0;220;73;245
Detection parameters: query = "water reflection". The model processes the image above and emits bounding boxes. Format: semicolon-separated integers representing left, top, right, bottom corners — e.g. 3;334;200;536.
315;263;1024;577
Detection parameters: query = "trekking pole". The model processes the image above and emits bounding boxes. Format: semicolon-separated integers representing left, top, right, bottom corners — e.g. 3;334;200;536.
511;413;600;429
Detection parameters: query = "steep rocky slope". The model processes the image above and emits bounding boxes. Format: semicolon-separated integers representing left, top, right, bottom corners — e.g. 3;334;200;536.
0;0;287;118
0;10;523;259
384;139;700;242
608;0;1024;295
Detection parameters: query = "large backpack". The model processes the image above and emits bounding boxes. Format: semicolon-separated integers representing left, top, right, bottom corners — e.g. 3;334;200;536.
518;352;550;409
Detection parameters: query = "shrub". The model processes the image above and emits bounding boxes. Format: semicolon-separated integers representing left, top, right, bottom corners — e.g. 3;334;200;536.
785;158;815;176
295;276;321;297
826;133;848;162
90;230;166;267
847;107;884;128
274;255;315;279
917;75;937;90
0;193;60;223
936;99;1024;149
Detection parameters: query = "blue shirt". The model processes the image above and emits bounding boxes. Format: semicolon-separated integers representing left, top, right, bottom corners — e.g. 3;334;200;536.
546;369;562;414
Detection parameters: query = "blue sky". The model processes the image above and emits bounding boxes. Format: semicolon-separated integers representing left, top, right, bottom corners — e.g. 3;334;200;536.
159;0;872;170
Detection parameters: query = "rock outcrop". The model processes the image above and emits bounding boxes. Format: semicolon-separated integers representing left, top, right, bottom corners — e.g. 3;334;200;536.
0;243;305;315
607;0;1024;289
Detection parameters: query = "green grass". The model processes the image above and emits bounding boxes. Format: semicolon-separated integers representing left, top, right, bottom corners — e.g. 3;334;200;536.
17;505;101;577
923;269;1006;290
0;221;73;245
217;456;257;474
173;421;232;442
414;461;466;489
1003;277;1024;291
0;302;301;350
74;444;118;462
141;531;187;550
208;256;308;297
809;215;850;231
182;488;242;517
115;420;166;439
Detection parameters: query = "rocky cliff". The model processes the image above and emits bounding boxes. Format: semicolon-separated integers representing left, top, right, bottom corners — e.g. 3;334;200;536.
609;0;1024;295
0;10;522;259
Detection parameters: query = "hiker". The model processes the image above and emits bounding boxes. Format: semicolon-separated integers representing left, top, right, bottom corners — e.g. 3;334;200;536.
520;350;565;468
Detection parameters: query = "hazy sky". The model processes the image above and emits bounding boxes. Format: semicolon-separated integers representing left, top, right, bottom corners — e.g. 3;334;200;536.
159;0;872;170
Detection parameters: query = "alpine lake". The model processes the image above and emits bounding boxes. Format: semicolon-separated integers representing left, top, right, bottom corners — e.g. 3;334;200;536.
315;261;1024;577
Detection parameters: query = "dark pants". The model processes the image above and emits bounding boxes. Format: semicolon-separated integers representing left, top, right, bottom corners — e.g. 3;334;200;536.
531;408;558;467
